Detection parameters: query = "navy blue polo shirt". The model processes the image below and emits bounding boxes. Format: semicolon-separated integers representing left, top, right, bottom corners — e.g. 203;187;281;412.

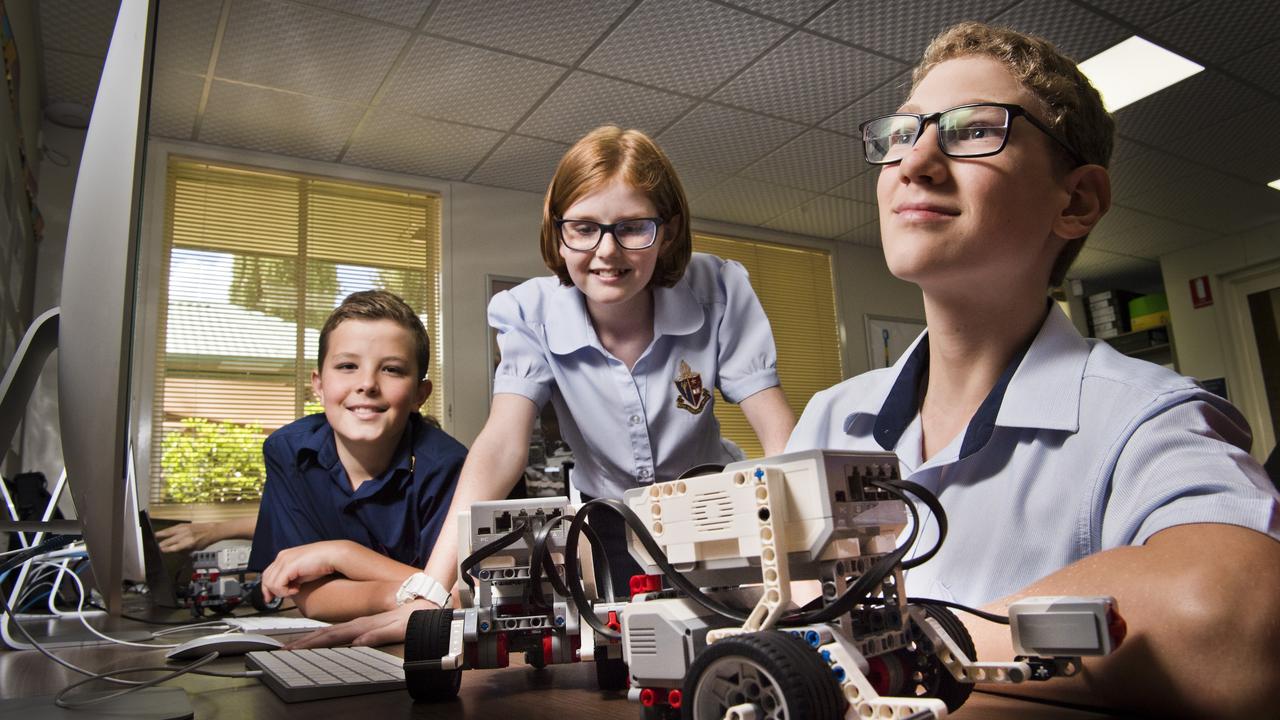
247;412;466;572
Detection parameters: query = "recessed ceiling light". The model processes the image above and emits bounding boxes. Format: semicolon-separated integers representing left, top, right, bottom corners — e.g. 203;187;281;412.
1078;36;1204;112
1269;178;1280;192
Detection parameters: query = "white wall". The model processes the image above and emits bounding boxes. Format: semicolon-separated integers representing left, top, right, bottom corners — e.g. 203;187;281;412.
1160;221;1280;383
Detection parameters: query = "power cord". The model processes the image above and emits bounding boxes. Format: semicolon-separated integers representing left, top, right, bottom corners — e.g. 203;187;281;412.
0;534;264;710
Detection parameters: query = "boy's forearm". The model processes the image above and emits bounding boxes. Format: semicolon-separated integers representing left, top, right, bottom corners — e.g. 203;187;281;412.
293;578;402;621
331;541;421;584
964;523;1280;718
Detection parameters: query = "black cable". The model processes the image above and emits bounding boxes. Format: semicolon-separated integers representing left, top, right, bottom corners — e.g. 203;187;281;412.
458;520;529;589
527;512;611;610
676;463;725;479
905;597;1010;625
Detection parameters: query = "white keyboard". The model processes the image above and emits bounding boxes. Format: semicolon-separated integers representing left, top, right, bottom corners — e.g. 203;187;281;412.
223;616;331;635
246;646;406;702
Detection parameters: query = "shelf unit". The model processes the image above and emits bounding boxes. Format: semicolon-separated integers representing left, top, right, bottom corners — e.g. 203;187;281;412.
1102;324;1177;371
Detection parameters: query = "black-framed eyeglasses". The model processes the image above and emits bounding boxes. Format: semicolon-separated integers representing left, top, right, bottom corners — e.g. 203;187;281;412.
554;217;664;252
858;102;1084;166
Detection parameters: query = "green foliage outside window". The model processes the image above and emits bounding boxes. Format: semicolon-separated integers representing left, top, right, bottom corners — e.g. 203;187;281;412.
160;417;267;503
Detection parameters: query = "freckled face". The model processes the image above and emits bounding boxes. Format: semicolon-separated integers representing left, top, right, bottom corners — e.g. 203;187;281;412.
558;177;667;315
876;56;1070;294
312;318;430;450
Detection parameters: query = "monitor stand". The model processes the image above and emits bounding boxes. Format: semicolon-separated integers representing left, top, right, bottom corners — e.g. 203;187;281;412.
0;688;193;720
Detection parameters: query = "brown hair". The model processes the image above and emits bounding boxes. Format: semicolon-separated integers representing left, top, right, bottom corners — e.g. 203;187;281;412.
318;289;430;380
914;21;1115;286
540;126;692;287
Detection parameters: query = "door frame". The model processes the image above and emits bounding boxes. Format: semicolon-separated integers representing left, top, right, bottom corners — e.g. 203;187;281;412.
1219;259;1280;463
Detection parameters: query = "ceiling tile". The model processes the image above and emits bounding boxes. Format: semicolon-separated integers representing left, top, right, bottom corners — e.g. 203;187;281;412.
581;0;789;96
990;0;1130;61
822;70;912;136
807;0;1009;62
43;50;104;108
1122;169;1280;234
1077;0;1197;29
713;31;904;125
516;72;695;144
1147;0;1280;64
741;129;863;192
468;135;570;192
1223;40;1280;97
148;72;205;140
657;103;804;174
837;218;881;247
764;194;876;237
427;0;633;65
39;0;120;57
829;168;880;203
1163;100;1280;184
198;81;365;161
721;0;830;25
1089;206;1217;258
296;0;431;27
380;36;564;130
216;0;409;103
1113;70;1269;146
1066;248;1162;292
1107;146;1205;202
343;110;503;180
675;164;729;200
155;0;222;76
691;177;815;225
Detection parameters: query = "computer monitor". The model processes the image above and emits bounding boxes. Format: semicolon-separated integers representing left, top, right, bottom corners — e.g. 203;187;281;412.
57;0;155;615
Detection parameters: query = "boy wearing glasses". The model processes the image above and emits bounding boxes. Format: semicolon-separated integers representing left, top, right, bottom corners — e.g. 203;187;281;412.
788;22;1280;717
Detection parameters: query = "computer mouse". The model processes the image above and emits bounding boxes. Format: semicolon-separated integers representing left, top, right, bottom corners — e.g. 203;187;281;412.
166;632;284;661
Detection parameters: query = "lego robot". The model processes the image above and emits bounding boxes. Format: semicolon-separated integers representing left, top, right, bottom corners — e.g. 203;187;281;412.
607;450;1123;719
402;496;631;700
181;545;278;616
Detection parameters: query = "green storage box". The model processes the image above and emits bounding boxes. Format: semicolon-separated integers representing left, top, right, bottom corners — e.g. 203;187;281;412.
1128;293;1168;319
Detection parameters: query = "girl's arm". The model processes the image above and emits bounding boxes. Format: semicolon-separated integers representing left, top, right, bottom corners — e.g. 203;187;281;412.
740;386;796;457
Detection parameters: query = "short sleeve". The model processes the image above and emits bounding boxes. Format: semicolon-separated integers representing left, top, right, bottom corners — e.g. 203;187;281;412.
488;289;554;408
1101;396;1280;548
246;437;325;571
714;259;781;403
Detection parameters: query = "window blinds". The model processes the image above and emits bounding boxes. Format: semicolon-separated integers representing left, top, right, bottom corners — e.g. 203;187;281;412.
691;235;843;459
152;158;442;504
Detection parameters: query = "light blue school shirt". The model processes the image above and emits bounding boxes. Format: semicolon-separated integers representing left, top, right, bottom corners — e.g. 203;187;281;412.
490;253;780;499
787;304;1280;607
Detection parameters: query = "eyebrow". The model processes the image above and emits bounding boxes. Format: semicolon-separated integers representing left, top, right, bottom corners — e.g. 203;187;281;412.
328;352;410;364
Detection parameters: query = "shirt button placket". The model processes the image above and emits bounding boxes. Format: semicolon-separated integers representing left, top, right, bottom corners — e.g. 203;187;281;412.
614;361;653;485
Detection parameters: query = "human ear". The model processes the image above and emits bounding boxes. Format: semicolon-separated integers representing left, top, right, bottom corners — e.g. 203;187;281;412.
1053;164;1111;240
310;368;323;402
415;379;433;407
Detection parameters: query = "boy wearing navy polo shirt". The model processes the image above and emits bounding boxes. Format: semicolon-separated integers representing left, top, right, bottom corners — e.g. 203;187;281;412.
249;290;465;621
787;22;1279;717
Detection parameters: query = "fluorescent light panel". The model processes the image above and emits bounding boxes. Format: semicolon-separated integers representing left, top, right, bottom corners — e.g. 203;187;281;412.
1078;36;1204;112
1269;178;1280;192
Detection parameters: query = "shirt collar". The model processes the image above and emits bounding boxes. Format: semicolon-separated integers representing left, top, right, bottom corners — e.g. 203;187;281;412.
853;302;1087;459
545;274;704;355
298;414;418;495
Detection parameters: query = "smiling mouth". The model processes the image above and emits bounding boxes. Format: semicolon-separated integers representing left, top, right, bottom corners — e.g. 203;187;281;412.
591;268;632;278
346;406;387;418
894;203;960;218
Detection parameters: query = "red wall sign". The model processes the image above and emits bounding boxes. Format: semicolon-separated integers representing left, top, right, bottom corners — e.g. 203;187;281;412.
1189;275;1213;309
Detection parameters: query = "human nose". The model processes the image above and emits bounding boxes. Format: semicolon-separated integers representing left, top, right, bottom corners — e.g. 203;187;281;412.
355;368;380;395
895;121;948;184
593;229;623;257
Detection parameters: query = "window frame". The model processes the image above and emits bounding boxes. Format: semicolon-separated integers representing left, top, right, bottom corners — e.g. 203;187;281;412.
135;141;453;511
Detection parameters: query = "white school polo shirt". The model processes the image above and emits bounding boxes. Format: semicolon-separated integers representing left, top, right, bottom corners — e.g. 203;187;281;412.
490;253;781;499
787;303;1279;607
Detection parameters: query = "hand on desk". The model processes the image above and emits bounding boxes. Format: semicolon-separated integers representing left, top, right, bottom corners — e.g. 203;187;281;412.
285;599;435;649
260;540;352;603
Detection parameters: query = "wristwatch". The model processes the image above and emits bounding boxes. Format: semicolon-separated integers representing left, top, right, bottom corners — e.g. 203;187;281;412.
395;572;450;607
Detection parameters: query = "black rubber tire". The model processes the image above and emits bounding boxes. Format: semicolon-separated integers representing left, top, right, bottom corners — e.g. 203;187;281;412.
899;604;975;713
595;647;629;691
404;608;462;702
681;631;845;720
641;704;680;720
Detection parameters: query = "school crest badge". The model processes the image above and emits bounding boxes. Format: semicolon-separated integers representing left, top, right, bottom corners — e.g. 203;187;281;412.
674;359;711;415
